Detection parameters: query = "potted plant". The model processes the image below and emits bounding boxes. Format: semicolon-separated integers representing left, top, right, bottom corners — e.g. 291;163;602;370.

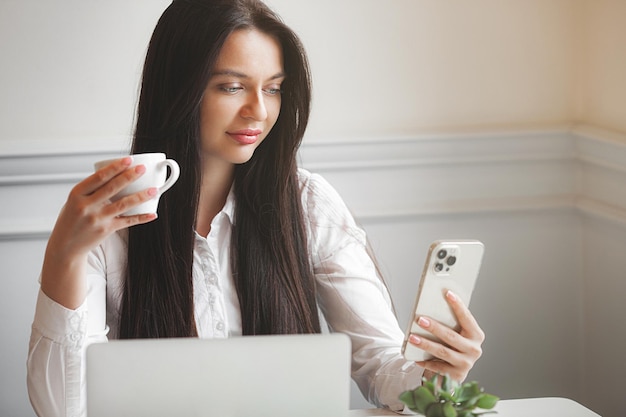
399;374;499;417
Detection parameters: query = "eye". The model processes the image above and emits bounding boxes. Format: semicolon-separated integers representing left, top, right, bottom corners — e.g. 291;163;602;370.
263;84;283;96
218;84;243;94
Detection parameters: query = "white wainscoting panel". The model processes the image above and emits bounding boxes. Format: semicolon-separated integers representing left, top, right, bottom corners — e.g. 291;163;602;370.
299;128;577;219
1;125;624;416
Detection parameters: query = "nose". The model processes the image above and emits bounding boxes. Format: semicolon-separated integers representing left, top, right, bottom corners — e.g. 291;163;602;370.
240;91;268;121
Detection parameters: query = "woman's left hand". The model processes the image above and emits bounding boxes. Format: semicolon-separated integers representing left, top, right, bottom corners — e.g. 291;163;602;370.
408;290;485;382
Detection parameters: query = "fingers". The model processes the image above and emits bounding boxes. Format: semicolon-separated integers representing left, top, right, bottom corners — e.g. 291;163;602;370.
416;359;461;382
55;158;159;254
407;290;485;382
408;332;468;372
101;187;158;218
73;157;159;218
87;164;148;206
111;211;158;230
445;290;485;342
409;333;475;382
75;156;134;196
414;293;484;352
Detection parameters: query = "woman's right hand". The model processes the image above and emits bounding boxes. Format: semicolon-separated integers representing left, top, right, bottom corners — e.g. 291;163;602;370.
41;156;158;309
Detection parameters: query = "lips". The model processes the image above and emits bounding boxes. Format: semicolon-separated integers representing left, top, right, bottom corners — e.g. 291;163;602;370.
227;129;262;145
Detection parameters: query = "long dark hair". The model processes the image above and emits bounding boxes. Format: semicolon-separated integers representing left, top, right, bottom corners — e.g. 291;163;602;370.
119;0;320;338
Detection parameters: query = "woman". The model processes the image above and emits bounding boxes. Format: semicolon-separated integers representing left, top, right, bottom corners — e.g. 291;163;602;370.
27;0;484;415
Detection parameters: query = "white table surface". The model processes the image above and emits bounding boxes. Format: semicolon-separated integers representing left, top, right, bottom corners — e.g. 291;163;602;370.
349;397;600;417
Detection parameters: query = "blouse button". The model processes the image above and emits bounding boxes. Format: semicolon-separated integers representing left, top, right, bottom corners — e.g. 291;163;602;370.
216;322;224;331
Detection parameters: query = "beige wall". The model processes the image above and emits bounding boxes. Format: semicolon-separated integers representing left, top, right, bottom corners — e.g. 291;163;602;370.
272;0;579;138
0;0;170;146
577;0;626;134
4;0;624;148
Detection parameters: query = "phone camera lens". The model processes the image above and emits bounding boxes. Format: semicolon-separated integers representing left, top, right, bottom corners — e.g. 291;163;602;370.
434;263;444;272
446;256;457;266
437;249;447;259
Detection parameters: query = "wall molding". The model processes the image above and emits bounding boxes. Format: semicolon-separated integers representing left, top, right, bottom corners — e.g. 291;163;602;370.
1;124;625;240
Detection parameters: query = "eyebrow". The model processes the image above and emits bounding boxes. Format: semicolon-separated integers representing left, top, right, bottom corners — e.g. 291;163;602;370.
211;69;286;81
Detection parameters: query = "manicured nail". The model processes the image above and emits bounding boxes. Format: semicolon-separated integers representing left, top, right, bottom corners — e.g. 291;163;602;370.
446;290;458;302
135;164;146;174
418;317;431;328
122;156;133;166
147;187;158;197
409;334;421;345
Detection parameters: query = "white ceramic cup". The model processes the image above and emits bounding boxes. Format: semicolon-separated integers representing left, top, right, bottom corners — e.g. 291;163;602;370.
94;153;180;216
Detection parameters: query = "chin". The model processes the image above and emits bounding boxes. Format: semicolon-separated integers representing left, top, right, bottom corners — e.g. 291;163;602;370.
229;150;257;165
204;143;262;166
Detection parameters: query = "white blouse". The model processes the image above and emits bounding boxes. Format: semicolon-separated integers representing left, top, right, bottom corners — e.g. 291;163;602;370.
27;169;424;417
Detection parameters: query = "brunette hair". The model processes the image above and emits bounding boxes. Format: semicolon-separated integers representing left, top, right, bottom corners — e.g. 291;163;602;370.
119;0;320;338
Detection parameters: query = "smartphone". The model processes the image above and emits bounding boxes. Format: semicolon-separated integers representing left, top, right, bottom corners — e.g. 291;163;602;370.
401;239;484;362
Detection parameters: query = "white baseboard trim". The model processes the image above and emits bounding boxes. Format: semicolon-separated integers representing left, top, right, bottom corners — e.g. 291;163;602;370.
576;198;626;227
0;219;54;241
299;126;575;171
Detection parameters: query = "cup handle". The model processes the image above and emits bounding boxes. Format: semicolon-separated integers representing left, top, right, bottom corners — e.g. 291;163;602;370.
159;159;180;194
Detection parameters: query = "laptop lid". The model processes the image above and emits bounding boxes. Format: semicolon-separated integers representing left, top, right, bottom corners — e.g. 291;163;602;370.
86;333;351;417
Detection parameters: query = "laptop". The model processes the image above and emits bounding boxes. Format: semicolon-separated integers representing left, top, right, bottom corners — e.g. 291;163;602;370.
86;333;351;417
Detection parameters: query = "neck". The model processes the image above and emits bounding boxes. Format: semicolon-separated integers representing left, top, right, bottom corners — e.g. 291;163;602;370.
196;159;235;237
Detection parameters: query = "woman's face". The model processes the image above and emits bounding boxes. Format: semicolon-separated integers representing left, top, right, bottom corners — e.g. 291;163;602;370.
199;29;284;167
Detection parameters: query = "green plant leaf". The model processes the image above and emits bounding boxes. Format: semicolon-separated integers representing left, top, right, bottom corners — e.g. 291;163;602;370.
450;378;460;393
400;386;439;414
422;378;437;395
460;396;480;409
414;386;438;413
476;394;499;410
431;374;440;394
439;390;454;402
399;391;417;409
443;401;458;417
442;374;452;392
426;402;445;417
455;382;481;403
